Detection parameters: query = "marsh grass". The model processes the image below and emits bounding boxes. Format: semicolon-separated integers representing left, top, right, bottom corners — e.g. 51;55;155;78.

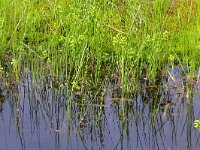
0;1;200;148
0;0;199;91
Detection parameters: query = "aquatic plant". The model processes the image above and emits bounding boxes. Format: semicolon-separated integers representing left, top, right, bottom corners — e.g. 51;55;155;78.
0;0;199;90
194;120;200;130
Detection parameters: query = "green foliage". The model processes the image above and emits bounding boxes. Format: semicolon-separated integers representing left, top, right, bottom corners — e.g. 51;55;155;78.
194;120;200;130
0;0;199;89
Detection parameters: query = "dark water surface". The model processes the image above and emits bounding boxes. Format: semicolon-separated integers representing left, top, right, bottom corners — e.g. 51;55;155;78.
1;68;200;150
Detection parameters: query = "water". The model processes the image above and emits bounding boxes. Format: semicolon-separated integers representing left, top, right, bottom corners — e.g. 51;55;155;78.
1;68;200;150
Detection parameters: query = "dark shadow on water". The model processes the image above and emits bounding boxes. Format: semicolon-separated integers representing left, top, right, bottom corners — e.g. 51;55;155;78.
0;67;200;150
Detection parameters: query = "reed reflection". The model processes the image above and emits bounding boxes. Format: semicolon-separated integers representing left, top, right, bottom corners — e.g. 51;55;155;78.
0;68;200;150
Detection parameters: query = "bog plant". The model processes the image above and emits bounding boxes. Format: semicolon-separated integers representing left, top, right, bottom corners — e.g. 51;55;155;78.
0;0;199;89
194;120;200;130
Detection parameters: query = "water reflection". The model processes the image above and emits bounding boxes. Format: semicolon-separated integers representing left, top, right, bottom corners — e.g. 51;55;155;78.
0;68;200;150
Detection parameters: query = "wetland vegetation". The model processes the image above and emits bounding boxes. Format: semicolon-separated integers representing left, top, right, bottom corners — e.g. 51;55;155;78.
0;0;200;149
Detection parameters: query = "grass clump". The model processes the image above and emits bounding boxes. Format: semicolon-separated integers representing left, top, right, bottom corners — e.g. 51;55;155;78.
0;0;199;90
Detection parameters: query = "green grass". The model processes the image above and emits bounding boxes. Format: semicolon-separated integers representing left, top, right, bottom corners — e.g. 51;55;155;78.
0;0;199;90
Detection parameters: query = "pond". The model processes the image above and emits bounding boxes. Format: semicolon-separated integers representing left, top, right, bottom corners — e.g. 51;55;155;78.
0;67;200;150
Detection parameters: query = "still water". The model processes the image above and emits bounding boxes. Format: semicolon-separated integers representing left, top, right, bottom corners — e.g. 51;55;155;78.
1;68;200;150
